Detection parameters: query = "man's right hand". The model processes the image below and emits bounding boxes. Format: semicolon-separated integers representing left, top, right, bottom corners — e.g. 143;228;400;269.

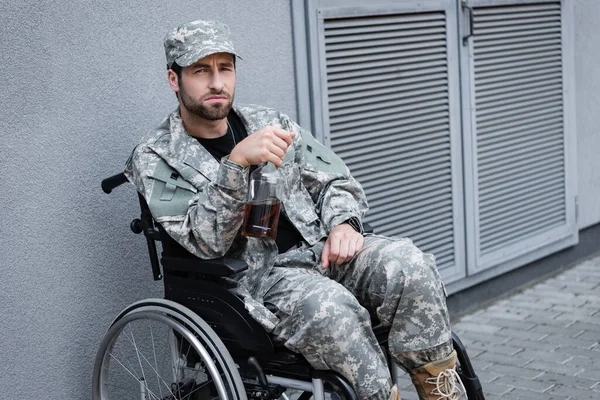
228;126;295;168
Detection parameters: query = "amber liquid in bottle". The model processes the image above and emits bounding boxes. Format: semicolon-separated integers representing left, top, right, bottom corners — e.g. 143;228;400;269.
241;197;281;240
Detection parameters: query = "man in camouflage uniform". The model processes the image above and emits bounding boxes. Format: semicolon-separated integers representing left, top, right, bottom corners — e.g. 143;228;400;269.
125;20;464;400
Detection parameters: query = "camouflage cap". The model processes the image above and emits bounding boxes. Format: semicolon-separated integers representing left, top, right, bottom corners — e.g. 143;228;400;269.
163;20;242;69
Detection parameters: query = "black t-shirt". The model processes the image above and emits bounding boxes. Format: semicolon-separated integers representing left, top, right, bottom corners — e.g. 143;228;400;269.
195;111;304;253
195;112;247;160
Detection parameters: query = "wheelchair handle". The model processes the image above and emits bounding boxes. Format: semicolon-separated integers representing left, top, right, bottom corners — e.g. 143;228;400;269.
101;173;128;194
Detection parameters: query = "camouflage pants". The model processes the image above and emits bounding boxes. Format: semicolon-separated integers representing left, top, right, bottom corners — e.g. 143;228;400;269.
261;235;453;400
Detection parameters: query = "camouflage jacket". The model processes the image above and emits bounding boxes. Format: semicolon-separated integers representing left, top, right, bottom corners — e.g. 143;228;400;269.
125;104;368;329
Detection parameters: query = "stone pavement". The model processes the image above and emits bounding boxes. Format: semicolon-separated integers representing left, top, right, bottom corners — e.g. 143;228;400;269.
396;254;600;399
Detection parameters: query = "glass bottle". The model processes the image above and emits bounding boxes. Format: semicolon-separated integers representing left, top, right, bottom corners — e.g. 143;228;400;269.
241;163;285;240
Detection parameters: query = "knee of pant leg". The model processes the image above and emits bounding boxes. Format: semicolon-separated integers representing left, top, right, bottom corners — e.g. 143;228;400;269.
289;282;372;348
374;241;448;327
382;240;445;298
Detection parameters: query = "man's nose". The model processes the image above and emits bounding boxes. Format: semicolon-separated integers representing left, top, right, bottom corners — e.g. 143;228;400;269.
208;72;224;91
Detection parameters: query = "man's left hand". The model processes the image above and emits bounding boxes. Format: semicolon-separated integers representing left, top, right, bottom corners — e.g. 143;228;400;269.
321;223;364;269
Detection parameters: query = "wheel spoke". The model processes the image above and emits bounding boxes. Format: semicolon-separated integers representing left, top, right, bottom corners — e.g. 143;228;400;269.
149;321;164;400
177;328;184;381
103;381;157;400
108;352;161;400
135;343;176;396
121;323;175;398
182;376;217;400
127;324;149;388
111;332;140;384
159;326;171;388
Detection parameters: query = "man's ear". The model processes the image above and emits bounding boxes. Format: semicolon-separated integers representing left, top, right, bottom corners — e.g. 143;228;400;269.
167;69;180;94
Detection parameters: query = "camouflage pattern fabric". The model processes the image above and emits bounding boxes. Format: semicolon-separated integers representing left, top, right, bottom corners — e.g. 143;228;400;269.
125;105;452;399
261;235;452;399
163;20;242;69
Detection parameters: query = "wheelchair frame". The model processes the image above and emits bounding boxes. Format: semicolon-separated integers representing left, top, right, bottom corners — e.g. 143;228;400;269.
95;173;485;400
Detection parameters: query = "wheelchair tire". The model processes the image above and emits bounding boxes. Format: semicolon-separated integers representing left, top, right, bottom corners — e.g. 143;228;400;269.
92;298;247;400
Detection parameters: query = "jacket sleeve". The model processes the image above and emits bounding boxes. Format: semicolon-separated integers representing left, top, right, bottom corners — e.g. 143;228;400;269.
125;144;248;259
283;116;369;234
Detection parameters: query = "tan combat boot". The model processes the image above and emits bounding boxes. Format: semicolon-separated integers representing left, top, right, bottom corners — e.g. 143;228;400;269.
408;350;465;400
388;384;401;400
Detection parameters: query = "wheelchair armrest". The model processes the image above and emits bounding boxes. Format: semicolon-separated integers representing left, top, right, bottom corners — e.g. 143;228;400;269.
161;256;248;277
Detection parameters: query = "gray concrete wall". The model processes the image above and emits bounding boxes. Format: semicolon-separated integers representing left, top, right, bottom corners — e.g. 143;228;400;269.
574;0;600;229
0;1;295;398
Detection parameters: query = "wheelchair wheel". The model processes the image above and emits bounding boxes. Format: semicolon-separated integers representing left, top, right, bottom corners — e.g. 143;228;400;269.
92;299;247;400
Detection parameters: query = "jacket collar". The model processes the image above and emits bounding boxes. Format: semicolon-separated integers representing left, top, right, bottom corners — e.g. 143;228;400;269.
148;109;221;183
146;106;293;185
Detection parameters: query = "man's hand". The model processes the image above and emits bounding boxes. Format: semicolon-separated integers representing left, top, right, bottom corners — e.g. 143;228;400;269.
321;223;364;269
228;126;295;168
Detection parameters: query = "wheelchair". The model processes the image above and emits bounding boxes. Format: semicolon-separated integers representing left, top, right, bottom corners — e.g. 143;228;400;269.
93;173;485;400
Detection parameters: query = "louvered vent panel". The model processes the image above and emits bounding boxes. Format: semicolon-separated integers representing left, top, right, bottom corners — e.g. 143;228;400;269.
323;12;455;270
473;2;566;255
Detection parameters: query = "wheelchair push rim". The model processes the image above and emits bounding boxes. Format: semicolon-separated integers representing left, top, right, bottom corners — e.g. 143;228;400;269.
92;299;247;400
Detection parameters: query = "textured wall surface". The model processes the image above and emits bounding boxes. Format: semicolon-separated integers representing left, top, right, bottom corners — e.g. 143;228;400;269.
574;0;600;229
0;1;295;398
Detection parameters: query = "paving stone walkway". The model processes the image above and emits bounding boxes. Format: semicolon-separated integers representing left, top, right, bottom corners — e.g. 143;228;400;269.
396;254;600;399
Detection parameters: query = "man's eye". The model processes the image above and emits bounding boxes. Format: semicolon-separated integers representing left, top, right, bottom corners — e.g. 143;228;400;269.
195;69;206;73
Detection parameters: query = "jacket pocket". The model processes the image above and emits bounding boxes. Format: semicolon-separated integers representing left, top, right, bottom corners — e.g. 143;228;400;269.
301;132;347;175
147;161;198;219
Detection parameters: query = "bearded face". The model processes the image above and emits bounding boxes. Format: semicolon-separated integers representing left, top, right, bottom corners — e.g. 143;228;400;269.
178;80;234;121
174;52;236;121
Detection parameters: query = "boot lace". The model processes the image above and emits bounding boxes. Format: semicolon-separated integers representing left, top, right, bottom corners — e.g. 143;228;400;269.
424;368;467;399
